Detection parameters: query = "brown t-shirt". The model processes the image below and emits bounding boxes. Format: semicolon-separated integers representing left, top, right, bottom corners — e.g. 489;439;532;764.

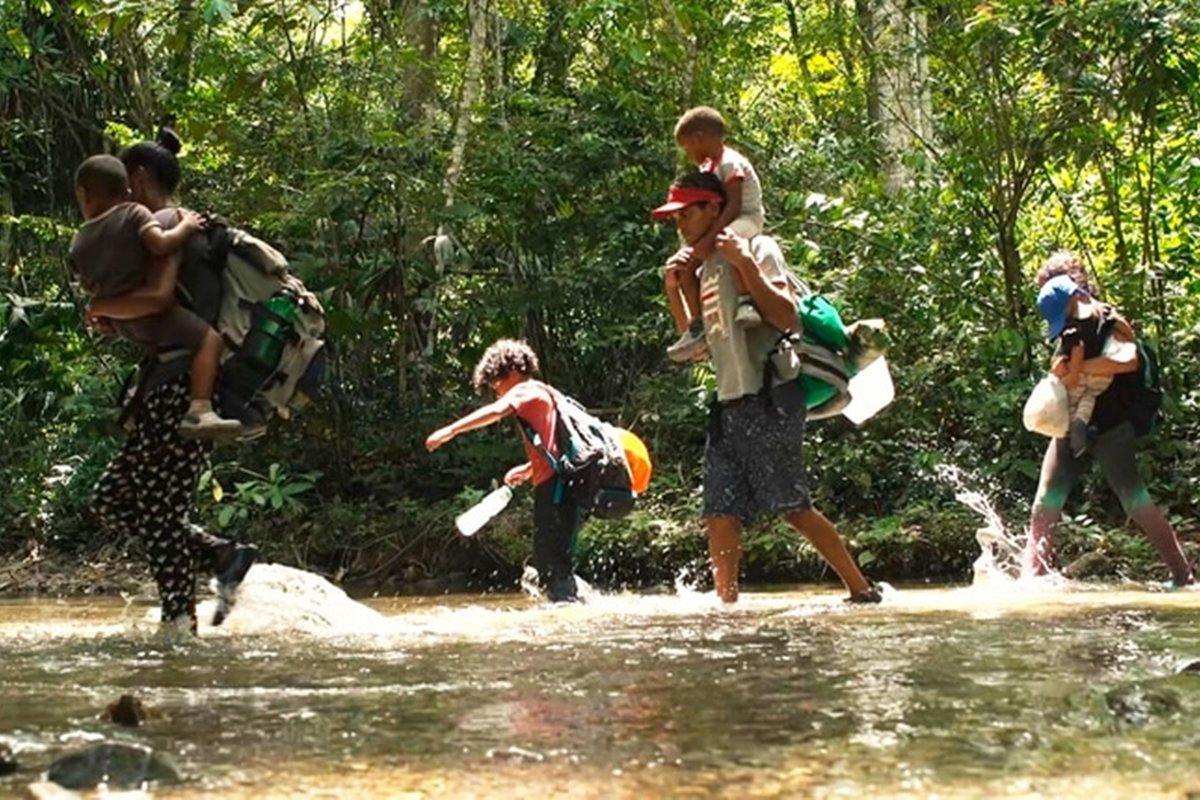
68;202;161;298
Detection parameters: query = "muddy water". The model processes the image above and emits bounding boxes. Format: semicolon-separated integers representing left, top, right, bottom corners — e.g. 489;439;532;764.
3;567;1200;798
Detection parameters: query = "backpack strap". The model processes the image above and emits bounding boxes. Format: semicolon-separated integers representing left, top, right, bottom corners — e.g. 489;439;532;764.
512;382;571;504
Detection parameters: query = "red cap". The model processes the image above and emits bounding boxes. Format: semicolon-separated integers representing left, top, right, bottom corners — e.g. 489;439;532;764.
650;185;723;219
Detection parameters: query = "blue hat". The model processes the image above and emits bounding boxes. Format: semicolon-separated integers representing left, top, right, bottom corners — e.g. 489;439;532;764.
1037;274;1080;341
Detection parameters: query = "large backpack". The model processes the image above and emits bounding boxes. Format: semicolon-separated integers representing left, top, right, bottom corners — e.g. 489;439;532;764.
1095;307;1162;438
517;384;635;519
1128;337;1163;437
201;221;327;426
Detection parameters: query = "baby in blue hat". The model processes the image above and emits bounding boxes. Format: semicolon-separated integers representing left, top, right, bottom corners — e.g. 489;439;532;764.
1037;275;1112;455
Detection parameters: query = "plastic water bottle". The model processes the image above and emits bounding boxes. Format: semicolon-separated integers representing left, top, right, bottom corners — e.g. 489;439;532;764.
455;486;513;537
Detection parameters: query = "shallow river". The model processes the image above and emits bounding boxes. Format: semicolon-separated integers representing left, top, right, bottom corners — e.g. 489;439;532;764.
3;566;1200;798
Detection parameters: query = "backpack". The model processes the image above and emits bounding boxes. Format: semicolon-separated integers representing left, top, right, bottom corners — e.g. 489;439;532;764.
765;275;854;419
199;221;327;427
1128;338;1163;437
1095;306;1162;438
518;384;636;519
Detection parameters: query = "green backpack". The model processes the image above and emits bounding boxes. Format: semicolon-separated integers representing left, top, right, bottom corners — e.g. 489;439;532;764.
1128;338;1163;437
765;275;854;419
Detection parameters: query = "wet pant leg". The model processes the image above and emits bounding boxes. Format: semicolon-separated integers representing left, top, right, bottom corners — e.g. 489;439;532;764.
532;479;582;602
1091;424;1193;585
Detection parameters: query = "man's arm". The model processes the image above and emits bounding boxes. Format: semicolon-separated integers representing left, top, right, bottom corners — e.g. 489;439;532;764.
715;231;795;330
86;253;180;321
426;398;515;451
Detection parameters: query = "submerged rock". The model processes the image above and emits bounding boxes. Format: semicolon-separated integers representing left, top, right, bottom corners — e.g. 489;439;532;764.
0;739;17;775
1062;551;1113;579
1104;683;1183;727
46;743;181;790
102;694;147;728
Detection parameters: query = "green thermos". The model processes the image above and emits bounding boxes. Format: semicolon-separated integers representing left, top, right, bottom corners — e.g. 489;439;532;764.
242;289;300;373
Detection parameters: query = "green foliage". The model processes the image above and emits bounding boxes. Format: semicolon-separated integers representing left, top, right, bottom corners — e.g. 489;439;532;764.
198;462;321;529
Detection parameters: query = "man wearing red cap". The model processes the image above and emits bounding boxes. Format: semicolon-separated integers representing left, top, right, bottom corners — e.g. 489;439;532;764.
652;172;880;604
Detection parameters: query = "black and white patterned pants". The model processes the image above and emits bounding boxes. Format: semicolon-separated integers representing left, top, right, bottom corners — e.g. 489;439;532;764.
91;376;229;632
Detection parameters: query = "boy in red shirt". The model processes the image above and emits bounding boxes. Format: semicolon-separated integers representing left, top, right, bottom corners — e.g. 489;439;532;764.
425;339;582;602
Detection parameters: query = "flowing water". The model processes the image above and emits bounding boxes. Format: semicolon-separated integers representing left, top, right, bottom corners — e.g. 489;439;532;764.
4;563;1200;799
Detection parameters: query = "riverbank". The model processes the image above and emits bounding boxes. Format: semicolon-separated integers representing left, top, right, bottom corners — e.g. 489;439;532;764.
0;549;154;599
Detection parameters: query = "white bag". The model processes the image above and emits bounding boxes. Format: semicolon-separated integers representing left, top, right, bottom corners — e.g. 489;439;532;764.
1022;375;1069;438
843;356;895;425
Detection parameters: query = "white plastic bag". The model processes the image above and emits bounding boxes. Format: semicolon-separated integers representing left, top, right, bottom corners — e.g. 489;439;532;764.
842;356;895;425
1022;375;1069;438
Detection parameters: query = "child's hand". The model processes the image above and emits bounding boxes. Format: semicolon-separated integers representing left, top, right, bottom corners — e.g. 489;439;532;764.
84;304;113;334
1050;357;1068;379
425;426;456;452
715;229;754;268
178;209;205;232
504;463;533;487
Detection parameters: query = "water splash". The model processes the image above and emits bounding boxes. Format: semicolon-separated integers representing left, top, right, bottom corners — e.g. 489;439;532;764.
934;464;1027;585
672;560;709;598
203;563;389;637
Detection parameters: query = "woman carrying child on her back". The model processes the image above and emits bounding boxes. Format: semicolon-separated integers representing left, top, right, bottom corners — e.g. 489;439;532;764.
71;152;241;440
86;129;257;634
1024;252;1192;588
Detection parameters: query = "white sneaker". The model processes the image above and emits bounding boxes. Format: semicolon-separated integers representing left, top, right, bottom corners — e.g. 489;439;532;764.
667;329;708;362
735;299;762;327
179;411;244;440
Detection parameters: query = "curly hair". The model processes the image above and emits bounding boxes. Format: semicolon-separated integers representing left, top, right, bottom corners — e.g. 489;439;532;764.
472;339;540;393
1036;250;1091;293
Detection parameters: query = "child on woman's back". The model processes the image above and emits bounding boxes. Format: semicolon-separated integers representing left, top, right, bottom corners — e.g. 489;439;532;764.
70;154;243;439
659;106;766;362
1038;275;1118;456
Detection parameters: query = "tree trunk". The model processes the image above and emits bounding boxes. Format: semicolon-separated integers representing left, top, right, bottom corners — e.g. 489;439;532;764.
856;0;881;128
425;0;488;358
870;0;933;194
169;0;197;97
400;0;437;123
532;0;571;93
659;0;697;107
1097;152;1132;295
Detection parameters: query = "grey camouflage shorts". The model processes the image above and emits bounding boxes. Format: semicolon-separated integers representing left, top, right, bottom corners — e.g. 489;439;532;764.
702;394;812;525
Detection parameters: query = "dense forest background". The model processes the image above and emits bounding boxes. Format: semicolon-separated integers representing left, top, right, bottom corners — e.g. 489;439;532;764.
3;0;1200;592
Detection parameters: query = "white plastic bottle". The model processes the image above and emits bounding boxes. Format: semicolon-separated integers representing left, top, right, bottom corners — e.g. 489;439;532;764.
455;485;514;537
